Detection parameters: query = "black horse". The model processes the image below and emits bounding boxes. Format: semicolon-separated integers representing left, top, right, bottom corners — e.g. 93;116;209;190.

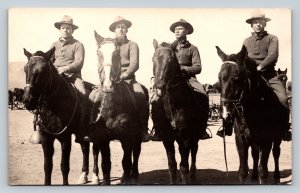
151;40;209;184
85;31;148;184
22;48;99;185
216;46;289;184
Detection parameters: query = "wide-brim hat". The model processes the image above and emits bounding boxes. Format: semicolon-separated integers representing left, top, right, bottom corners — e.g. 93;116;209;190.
246;9;271;24
109;16;132;32
54;15;78;30
170;19;194;35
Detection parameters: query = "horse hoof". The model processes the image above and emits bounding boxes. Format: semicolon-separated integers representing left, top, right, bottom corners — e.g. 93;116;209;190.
78;172;88;184
91;174;100;185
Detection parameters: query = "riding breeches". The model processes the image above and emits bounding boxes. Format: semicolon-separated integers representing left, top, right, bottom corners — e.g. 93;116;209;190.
268;76;289;109
187;79;207;95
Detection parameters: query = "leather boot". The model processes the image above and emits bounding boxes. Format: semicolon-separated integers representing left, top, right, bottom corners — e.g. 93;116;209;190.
200;130;212;140
216;117;233;138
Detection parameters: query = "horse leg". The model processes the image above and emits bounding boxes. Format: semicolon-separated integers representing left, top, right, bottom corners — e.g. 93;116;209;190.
250;146;259;184
120;140;133;184
131;139;141;184
60;135;72;185
91;143;100;185
189;141;198;184
78;141;90;184
235;135;249;184
272;137;282;184
258;142;272;184
98;140;111;185
41;136;55;185
178;140;190;184
162;140;177;184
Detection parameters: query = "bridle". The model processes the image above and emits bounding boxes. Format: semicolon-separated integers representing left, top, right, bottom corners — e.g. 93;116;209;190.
97;41;121;87
25;56;54;96
153;46;181;96
25;55;78;136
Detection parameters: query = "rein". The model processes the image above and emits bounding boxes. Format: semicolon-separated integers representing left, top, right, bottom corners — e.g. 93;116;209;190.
35;84;79;136
26;55;79;136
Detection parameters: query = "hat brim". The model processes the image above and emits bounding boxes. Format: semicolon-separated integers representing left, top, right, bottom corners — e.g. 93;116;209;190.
109;20;132;32
170;21;194;35
54;22;78;30
246;17;271;24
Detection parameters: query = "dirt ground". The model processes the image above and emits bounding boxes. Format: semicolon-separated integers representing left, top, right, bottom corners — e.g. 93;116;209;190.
8;109;292;185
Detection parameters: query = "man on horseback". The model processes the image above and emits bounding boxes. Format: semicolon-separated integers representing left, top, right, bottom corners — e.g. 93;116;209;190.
217;9;291;141
151;19;211;140
97;16;151;142
29;15;89;144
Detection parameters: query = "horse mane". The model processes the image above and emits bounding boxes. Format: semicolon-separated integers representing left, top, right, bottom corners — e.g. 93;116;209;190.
32;51;48;57
160;42;171;47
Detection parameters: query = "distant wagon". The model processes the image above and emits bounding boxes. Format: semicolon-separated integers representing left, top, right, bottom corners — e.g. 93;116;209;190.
208;93;221;120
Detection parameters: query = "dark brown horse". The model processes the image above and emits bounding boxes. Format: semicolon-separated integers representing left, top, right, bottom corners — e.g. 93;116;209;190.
85;31;147;184
22;48;99;185
151;40;209;184
276;68;288;88
216;46;289;184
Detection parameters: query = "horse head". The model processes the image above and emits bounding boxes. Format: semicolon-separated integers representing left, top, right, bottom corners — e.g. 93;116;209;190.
276;68;288;87
23;47;56;110
94;30;121;93
216;46;257;119
152;39;181;97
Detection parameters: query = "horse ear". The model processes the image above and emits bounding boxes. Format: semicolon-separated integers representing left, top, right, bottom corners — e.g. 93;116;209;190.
278;68;282;73
23;48;32;59
237;45;247;62
283;68;287;74
153;39;159;50
216;46;227;62
94;30;104;45
45;47;56;60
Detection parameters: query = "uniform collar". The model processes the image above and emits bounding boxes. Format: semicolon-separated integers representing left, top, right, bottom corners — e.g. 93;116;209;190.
171;38;191;50
251;31;268;40
115;36;129;46
59;36;74;44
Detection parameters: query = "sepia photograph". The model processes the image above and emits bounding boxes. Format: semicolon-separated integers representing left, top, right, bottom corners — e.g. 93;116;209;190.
8;8;292;186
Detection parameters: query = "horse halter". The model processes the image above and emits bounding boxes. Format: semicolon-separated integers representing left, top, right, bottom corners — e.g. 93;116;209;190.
24;55;54;97
97;40;121;88
220;61;247;118
153;46;179;96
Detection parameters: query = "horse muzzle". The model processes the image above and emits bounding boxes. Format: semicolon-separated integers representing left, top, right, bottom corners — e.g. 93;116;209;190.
23;87;38;110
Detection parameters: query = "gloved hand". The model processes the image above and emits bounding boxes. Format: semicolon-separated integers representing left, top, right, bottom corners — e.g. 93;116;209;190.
57;66;70;75
120;72;129;80
256;65;262;71
180;66;189;75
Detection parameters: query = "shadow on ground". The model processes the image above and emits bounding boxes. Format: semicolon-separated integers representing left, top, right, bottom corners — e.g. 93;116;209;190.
138;169;292;185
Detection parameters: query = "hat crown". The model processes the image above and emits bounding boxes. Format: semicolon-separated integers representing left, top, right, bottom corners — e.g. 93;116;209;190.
109;16;132;32
114;16;126;23
245;9;271;24
170;19;194;35
60;15;74;25
55;15;78;29
251;9;266;19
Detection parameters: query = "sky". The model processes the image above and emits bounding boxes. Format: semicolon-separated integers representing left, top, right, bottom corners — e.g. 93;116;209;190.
8;8;291;89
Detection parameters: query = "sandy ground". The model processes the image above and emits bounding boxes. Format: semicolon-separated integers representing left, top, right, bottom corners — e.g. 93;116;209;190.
8;109;292;185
